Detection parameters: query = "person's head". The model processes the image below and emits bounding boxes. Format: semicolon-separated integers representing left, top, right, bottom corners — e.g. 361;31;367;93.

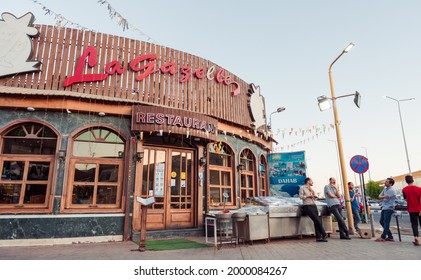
348;182;354;189
329;177;336;185
385;177;395;187
405;175;414;185
305;177;313;186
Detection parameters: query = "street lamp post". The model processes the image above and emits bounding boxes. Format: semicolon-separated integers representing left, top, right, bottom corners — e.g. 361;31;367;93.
328;42;355;234
384;96;415;174
268;107;286;130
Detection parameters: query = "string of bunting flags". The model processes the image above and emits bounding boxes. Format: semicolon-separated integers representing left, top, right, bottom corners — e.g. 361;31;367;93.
31;0;158;43
273;122;336;152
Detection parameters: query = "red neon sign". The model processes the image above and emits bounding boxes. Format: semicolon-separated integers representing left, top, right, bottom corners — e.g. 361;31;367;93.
64;46;241;96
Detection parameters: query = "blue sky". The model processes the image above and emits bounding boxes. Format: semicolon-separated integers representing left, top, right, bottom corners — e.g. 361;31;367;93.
2;0;421;195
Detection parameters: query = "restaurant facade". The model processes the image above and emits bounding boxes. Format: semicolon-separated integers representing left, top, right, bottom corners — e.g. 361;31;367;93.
0;12;273;244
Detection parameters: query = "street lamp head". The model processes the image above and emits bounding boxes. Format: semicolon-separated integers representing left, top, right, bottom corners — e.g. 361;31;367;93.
317;95;331;111
343;42;355;53
353;91;361;108
268;106;286;130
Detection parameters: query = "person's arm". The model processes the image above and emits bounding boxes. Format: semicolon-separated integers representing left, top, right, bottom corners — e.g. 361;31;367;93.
326;186;339;198
299;187;305;201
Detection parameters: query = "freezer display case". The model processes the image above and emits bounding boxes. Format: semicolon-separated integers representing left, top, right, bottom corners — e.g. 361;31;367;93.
205;196;332;244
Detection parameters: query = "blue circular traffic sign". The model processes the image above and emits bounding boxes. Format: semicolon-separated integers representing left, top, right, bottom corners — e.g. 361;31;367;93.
350;155;369;174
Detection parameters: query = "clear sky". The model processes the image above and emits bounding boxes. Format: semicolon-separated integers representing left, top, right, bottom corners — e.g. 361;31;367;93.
2;0;421;195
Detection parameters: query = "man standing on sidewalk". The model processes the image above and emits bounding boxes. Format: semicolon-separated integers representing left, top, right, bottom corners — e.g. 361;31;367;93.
324;177;351;240
349;182;361;235
402;175;421;246
300;177;328;242
375;177;396;242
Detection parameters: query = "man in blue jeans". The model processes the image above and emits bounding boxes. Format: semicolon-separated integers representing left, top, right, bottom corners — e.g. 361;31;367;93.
348;182;361;234
375;177;396;242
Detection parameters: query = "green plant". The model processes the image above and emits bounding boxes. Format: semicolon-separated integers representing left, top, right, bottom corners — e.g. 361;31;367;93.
366;180;382;200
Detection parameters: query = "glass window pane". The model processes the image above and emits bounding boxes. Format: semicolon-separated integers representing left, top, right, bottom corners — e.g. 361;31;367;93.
74;164;96;182
241;174;246;188
76;130;95;141
72;142;124;158
247;175;254;189
72;185;94;204
221;171;231;186
209;153;232;167
98;164;119;182
222;188;232;203
148;150;156;194
24;184;47;204
96;186;117;204
209;170;220;185
104;132;124;143
0;183;21;204
27;162;50;181
2;161;25;180
3;138;57;155
210;188;220;204
142;149;150;195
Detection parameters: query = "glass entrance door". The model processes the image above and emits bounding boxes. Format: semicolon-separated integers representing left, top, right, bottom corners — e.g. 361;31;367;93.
141;147;194;229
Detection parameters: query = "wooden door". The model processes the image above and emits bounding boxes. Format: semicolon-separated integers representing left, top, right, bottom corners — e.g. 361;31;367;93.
141;147;194;229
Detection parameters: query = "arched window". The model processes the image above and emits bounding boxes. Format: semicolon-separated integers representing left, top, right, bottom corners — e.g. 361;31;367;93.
65;127;125;211
208;142;234;208
0;122;58;210
259;155;268;196
239;149;257;204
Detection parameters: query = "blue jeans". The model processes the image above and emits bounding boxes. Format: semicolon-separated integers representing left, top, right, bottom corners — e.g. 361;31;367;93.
352;209;361;231
379;209;394;239
329;204;349;238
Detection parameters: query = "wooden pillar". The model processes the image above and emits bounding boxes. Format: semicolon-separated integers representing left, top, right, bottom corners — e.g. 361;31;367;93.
138;205;148;252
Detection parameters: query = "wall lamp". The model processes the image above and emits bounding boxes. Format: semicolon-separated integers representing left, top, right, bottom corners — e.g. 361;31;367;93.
237;163;246;171
199;157;206;166
317;91;361;111
135;152;144;162
58;149;66;162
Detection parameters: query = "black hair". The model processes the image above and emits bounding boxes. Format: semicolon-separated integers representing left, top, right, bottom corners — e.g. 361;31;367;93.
305;177;311;184
387;177;395;186
405;175;414;184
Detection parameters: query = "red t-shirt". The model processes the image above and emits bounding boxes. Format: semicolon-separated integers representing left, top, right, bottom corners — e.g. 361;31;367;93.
402;185;421;213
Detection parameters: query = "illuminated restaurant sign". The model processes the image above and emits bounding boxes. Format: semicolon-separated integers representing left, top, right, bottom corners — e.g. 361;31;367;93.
64;46;241;96
131;105;218;134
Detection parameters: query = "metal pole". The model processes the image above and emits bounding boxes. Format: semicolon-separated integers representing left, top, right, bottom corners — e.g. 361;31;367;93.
328;52;355;234
384;96;414;174
396;101;412;174
361;147;372;181
360;173;368;223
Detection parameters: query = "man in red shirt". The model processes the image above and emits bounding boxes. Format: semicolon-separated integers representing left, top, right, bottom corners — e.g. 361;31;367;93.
402;175;421;246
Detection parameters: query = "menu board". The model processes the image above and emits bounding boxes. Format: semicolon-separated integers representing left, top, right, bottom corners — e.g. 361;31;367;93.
154;163;165;196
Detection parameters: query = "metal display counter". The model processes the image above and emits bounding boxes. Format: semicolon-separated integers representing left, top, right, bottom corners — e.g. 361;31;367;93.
205;197;333;244
268;204;332;238
238;214;269;244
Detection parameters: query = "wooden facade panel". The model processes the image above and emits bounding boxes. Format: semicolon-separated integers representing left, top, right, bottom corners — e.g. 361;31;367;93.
0;25;257;130
51;27;66;90
170;212;192;223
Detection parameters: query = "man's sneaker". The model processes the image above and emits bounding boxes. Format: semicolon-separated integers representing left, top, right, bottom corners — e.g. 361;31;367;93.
385;237;394;242
375;238;386;242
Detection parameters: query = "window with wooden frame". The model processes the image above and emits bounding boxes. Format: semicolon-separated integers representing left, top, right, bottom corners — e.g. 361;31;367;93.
208;142;234;208
258;155;268;196
239;149;257;204
0;122;57;211
65;127;125;211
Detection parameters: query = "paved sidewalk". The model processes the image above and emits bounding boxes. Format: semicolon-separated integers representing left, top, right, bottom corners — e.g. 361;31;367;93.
0;226;419;260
